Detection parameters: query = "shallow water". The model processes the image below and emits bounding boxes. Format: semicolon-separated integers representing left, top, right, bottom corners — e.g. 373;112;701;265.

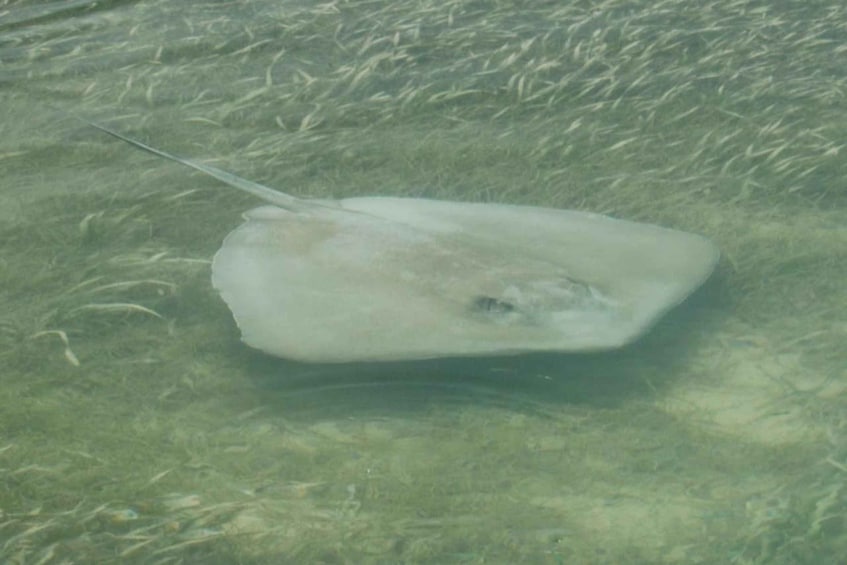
2;0;846;562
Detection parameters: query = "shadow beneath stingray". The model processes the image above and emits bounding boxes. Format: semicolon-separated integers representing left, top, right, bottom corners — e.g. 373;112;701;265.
245;350;642;419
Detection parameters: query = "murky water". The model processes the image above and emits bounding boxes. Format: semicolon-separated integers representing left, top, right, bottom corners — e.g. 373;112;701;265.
2;0;846;562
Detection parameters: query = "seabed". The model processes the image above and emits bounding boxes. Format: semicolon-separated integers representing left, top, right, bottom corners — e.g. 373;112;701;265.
1;0;846;562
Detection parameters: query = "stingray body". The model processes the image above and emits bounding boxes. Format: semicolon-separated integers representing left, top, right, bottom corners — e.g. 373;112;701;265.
89;123;719;363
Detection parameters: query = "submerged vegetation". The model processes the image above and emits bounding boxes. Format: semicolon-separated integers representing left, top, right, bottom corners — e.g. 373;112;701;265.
1;0;846;562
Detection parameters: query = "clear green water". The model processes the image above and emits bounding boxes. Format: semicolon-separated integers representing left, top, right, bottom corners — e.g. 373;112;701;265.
1;0;846;562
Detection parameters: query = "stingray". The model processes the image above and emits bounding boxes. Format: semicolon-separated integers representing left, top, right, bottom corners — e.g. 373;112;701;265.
87;122;719;363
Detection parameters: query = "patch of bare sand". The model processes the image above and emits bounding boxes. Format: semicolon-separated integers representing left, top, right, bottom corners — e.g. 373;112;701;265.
661;327;844;445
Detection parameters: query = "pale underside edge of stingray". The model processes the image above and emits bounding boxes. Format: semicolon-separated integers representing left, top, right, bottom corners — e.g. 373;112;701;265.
87;122;720;363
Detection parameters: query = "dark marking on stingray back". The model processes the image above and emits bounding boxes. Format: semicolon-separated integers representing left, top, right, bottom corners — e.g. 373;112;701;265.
472;296;516;314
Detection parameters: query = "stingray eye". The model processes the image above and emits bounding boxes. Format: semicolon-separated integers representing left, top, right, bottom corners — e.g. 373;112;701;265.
472;296;516;314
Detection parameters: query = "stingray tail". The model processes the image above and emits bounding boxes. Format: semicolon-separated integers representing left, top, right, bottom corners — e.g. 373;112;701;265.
85;119;320;212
